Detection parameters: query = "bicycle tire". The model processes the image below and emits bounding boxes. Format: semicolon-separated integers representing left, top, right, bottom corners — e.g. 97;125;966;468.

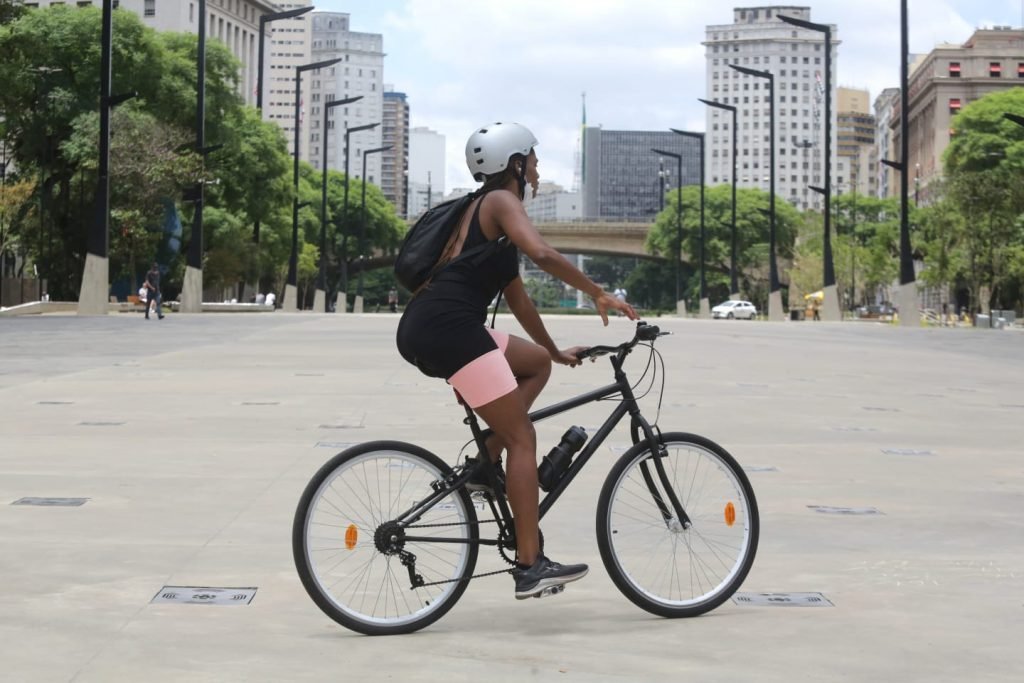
596;432;759;618
293;441;479;635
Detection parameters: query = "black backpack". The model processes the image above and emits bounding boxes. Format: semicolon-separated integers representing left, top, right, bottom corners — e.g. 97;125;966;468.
394;190;504;292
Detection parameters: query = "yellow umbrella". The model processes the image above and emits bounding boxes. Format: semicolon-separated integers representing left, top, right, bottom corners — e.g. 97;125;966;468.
803;290;824;302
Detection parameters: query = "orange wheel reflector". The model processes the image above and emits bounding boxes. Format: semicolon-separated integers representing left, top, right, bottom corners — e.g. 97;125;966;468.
344;524;358;550
724;502;736;527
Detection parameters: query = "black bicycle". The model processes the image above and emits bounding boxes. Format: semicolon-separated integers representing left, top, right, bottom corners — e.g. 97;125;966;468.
293;322;759;635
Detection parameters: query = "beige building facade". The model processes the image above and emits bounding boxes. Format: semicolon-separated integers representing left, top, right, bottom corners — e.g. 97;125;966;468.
896;27;1024;201
836;87;876;197
263;0;312;159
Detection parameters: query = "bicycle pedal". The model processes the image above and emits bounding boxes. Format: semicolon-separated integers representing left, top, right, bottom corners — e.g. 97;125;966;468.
533;584;565;599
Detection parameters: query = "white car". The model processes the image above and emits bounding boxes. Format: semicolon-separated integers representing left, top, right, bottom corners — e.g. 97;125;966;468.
711;300;757;320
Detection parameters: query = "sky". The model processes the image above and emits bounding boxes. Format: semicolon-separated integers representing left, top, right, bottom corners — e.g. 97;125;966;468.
315;0;1023;194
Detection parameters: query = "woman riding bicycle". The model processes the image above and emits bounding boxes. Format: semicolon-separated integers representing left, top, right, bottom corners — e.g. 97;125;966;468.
396;122;637;599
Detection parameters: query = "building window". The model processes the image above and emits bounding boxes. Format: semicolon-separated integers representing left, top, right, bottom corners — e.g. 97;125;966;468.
989;62;1001;77
949;62;961;77
144;0;155;16
949;98;961;115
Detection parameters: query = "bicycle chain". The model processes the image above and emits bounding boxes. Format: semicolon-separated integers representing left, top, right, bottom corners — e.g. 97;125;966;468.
406;506;517;586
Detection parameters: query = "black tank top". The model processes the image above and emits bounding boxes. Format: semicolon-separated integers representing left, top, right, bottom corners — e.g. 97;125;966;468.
426;193;519;308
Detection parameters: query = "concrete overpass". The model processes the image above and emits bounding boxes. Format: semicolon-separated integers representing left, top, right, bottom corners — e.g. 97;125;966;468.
360;219;677;271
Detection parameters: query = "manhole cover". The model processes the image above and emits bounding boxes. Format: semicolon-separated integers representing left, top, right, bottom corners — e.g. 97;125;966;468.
315;441;357;449
242;401;279;406
733;592;832;607
12;497;89;506
832;426;878;432
37;401;74;405
808;505;882;515
745;466;779;472
862;406;899;413
318;424;364;430
294;373;324;377
151;586;257;605
881;448;935;456
78;421;124;426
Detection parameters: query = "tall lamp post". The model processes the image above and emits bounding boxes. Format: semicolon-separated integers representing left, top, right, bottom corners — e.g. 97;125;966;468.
315;95;362;313
779;12;840;322
339;122;379;308
652;148;684;311
284;57;343;312
729;63;783;320
699;98;739;300
1005;113;1024;128
672;129;708;318
355;145;391;310
248;5;313;301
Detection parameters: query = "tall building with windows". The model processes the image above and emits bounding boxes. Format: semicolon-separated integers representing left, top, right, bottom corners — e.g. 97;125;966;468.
836;87;876;197
381;89;409;217
19;0;275;110
704;6;839;211
873;87;900;199
896;27;1024;199
307;11;384;186
408;126;445;219
263;0;312;158
581;128;700;220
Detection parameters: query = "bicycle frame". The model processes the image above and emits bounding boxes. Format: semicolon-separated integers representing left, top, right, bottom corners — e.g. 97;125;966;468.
399;344;693;550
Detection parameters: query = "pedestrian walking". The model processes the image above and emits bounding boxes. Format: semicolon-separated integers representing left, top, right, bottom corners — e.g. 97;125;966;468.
144;262;165;320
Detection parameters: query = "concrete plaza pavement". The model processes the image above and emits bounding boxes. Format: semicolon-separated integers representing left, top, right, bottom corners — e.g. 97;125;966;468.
0;312;1021;682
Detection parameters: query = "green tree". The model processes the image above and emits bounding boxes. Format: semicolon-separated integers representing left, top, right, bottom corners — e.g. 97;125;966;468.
646;185;801;310
940;88;1024;312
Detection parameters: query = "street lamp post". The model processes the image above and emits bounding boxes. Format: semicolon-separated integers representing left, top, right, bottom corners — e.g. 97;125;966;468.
699;98;739;300
338;122;379;307
355;145;391;309
729;64;783;321
285;57;343;312
779;12;840;322
315;95;362;313
652;148;684;310
671;129;708;317
1005;113;1024;128
254;4;313;247
657;158;666;212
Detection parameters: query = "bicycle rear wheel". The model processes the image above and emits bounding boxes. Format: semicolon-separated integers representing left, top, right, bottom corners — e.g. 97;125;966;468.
596;432;758;618
293;441;478;635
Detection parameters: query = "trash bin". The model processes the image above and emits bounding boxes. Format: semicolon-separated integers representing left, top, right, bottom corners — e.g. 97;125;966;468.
975;314;989;327
790;309;804;321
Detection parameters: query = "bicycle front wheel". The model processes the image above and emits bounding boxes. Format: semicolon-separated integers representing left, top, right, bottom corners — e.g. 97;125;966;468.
596;432;759;618
292;441;479;635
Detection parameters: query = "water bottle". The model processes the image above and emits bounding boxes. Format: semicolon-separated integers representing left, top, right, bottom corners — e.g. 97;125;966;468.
538;426;588;492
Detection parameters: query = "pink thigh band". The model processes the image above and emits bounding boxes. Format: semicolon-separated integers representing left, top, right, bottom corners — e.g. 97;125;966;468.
487;327;510;353
448;330;517;408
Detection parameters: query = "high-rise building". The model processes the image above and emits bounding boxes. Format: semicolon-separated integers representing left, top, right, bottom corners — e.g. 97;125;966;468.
896;27;1024;200
581;128;700;220
525;183;582;223
263;0;312;159
836;87;876;197
381;89;409;217
20;0;275;110
873;87;900;199
704;6;840;211
408;126;446;219
308;12;384;186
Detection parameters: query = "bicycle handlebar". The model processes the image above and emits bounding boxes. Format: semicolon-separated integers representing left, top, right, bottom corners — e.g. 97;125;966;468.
576;322;667;361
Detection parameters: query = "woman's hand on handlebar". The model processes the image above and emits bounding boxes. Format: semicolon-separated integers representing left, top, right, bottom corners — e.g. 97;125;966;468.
552;346;587;367
595;291;638;326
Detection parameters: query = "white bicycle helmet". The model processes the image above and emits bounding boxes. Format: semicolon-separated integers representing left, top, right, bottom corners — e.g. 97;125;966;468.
465;122;538;182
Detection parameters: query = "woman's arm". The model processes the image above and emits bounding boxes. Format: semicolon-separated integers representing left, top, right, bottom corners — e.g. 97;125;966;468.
504;277;585;366
487;191;637;324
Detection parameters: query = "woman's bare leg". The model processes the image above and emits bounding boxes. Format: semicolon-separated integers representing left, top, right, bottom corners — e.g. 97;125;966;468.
473;388;540;565
482;335;551;462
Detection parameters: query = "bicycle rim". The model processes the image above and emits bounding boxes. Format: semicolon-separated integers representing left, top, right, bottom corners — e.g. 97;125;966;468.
601;436;757;613
300;447;477;631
